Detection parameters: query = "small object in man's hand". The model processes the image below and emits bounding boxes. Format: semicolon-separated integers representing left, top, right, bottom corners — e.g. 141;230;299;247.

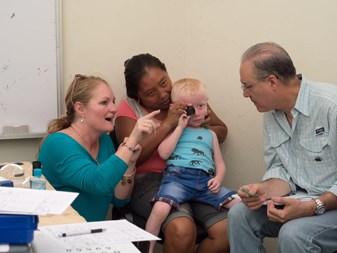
186;106;195;116
241;186;258;197
274;203;285;210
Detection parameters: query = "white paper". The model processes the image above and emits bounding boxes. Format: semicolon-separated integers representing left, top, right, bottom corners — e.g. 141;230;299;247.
0;186;78;215
38;219;160;245
33;231;141;253
263;191;317;205
285;191;317;201
0;245;9;251
36;220;159;253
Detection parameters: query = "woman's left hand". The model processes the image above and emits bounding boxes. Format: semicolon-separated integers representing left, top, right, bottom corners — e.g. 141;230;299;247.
202;107;212;127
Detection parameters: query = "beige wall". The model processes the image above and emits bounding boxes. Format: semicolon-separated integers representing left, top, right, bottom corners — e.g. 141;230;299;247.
1;1;337;251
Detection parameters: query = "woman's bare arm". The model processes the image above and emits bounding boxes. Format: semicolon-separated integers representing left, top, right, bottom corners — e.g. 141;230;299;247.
114;102;185;165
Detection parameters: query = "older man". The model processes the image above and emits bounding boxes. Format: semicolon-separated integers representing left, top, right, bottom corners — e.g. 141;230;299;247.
228;42;337;253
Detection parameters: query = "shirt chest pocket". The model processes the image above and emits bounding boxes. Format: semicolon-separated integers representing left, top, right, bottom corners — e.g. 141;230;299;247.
298;135;336;186
269;132;290;148
299;136;333;163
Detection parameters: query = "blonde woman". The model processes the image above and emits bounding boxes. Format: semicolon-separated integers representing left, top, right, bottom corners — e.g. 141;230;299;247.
38;74;159;221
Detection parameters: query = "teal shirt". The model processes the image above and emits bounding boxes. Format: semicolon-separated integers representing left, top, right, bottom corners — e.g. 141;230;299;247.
38;132;128;221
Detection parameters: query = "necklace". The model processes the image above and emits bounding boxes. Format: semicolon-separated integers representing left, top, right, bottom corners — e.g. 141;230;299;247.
70;125;99;165
70;125;82;139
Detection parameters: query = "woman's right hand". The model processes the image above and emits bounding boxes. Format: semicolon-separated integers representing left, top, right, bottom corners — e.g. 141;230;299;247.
120;137;142;163
129;109;160;143
115;110;160;164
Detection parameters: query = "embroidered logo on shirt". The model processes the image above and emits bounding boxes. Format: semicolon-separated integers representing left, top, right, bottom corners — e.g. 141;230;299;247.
315;126;325;135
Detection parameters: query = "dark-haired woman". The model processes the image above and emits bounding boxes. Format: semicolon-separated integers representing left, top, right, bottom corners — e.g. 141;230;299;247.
114;54;230;253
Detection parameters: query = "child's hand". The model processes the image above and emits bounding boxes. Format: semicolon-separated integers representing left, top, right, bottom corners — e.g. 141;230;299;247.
178;113;190;128
208;177;221;193
166;101;186;128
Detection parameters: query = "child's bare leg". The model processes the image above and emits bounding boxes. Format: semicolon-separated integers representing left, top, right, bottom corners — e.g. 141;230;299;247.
146;201;172;253
224;197;241;209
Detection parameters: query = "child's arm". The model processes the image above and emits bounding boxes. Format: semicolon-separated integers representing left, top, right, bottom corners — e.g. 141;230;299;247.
208;131;226;193
212;131;226;181
158;114;189;160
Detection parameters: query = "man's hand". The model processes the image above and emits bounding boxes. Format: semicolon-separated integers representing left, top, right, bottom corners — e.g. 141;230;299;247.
267;196;316;223
238;183;269;210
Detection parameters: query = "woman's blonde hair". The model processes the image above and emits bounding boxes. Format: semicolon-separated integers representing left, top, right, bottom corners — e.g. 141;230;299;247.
171;78;208;102
40;74;109;143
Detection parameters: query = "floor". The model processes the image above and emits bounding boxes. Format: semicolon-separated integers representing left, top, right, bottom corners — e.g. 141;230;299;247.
152;239;277;253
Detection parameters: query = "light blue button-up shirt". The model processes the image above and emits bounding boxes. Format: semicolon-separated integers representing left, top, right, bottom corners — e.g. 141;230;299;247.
262;75;337;196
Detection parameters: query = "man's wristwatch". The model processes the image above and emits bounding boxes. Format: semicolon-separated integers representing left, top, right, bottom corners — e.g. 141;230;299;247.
314;198;326;215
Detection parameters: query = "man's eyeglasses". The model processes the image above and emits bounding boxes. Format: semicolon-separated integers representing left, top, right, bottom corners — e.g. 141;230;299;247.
241;76;269;91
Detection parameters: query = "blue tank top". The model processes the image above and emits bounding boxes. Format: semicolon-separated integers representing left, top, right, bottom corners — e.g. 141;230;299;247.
167;127;215;175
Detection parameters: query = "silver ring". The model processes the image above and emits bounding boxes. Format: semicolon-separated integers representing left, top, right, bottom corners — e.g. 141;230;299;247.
143;123;148;127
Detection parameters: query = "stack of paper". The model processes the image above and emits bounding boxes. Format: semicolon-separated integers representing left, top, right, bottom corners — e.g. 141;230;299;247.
34;219;160;253
0;186;78;215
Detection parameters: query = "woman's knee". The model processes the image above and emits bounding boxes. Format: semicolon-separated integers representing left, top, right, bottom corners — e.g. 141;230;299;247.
196;219;229;253
164;217;197;246
208;219;229;249
207;218;227;239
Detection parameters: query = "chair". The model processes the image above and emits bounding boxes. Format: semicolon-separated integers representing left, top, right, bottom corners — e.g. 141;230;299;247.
109;131;208;252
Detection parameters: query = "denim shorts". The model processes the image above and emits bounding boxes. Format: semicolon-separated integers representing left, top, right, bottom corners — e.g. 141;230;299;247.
153;166;236;210
130;172;228;230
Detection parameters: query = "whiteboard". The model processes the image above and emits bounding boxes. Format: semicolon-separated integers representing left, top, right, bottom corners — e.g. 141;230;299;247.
0;0;61;139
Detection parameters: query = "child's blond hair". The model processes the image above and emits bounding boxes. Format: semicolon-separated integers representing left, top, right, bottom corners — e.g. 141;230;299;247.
171;78;208;102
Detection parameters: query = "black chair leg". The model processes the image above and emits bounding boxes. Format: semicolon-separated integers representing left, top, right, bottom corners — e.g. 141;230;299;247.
135;241;150;253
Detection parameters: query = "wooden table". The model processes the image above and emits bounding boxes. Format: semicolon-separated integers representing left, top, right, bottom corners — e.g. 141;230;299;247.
2;161;86;226
1;162;142;253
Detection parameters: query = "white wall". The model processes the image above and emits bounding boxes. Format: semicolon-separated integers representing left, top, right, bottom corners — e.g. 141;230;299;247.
1;1;337;251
